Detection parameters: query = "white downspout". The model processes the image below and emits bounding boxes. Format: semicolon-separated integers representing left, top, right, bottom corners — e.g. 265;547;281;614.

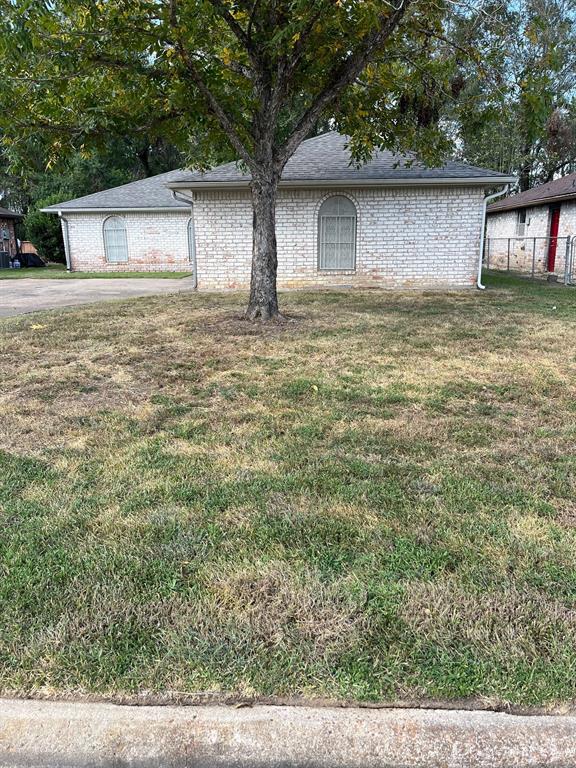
477;185;510;289
58;211;72;272
172;190;197;289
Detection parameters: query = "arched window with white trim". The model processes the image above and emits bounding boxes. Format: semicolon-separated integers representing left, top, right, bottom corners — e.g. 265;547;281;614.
318;195;357;271
103;216;128;263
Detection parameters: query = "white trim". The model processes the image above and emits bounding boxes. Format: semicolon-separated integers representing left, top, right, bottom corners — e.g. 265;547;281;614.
58;213;71;271
316;194;358;272
40;206;189;214
167;176;517;191
39;178;518;214
103;215;129;264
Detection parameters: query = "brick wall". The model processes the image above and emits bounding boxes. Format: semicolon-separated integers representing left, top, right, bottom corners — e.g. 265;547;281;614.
64;210;194;273
66;186;485;288
486;202;576;276
192;186;485;290
0;217;18;257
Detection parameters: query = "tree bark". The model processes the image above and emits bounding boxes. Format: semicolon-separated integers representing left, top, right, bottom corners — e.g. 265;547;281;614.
245;174;280;320
519;158;531;192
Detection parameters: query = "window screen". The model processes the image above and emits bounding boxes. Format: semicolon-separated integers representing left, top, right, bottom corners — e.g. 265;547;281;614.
318;196;357;270
516;209;527;237
103;216;128;263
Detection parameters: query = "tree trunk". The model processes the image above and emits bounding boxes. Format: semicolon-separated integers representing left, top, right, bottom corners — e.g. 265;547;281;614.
137;145;152;178
518;162;531;192
518;136;532;192
245;174;281;321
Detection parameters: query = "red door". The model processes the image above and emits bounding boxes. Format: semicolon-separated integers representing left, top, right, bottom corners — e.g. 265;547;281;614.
547;206;561;272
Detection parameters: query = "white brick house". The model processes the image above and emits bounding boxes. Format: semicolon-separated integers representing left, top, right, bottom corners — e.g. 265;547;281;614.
43;132;514;290
486;173;576;277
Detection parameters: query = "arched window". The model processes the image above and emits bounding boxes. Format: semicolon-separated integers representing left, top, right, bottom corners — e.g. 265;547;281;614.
187;217;196;263
103;216;128;263
318;195;357;271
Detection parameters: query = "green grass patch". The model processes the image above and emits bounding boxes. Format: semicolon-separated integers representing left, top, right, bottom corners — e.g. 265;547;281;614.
0;275;576;706
0;264;192;279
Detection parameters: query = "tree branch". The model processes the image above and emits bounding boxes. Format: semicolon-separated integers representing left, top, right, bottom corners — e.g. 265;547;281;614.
246;0;260;43
270;4;327;123
415;25;475;59
176;44;255;170
282;5;327;87
279;0;413;165
205;0;262;76
205;0;250;46
167;0;255;170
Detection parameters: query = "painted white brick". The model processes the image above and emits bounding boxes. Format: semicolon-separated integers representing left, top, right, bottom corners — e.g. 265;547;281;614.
65;210;193;273
486;202;576;276
192;186;484;290
66;186;486;289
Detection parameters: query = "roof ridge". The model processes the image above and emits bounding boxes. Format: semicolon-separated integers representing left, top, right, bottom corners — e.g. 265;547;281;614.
300;130;339;143
41;167;188;210
79;167;185;195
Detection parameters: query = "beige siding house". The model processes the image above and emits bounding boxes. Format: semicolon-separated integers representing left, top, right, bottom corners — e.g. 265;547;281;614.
43;132;513;290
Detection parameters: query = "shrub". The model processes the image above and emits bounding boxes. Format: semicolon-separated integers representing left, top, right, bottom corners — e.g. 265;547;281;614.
24;194;65;263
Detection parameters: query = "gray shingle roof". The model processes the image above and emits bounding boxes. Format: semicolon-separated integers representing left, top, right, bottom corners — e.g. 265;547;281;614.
41;169;192;212
169;132;514;188
0;206;23;219
488;171;576;213
42;132;514;213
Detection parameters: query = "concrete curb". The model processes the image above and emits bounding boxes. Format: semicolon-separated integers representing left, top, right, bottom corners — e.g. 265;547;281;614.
1;698;576;767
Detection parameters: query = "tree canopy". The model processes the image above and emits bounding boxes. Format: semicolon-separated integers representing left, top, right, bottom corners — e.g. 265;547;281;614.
1;0;574;313
453;0;576;190
0;1;460;167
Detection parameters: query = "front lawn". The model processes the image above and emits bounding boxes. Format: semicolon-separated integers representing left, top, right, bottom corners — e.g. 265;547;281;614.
0;264;192;278
1;275;575;707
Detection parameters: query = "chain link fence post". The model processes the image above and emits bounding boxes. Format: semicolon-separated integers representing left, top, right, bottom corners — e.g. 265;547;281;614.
564;236;572;286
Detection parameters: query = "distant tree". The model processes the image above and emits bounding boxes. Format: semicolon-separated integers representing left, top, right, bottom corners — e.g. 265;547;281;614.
454;0;576;190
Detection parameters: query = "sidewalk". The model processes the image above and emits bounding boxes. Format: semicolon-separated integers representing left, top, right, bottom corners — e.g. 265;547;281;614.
1;698;575;767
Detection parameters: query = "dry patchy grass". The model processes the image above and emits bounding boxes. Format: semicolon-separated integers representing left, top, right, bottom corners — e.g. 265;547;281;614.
1;273;576;705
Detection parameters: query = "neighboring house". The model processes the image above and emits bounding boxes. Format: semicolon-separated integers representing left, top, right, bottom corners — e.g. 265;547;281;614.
486;172;576;277
42;132;513;290
0;206;23;261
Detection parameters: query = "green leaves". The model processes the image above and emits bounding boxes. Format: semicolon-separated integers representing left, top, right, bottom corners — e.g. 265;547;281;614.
452;0;576;189
0;0;465;173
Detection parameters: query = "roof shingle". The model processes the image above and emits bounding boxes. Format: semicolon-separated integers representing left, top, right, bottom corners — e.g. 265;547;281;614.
488;172;576;213
42;132;513;212
170;132;513;187
0;206;23;219
42;169;192;212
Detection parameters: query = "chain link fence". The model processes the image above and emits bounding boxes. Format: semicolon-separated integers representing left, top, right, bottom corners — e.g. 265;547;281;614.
484;236;576;285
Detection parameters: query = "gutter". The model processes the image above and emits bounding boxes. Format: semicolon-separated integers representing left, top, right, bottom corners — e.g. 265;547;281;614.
40;206;189;214
167;176;517;192
477;185;512;290
171;190;197;289
58;211;72;272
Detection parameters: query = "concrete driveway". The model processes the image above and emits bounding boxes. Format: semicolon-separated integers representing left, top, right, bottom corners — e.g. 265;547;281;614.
0;277;197;318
